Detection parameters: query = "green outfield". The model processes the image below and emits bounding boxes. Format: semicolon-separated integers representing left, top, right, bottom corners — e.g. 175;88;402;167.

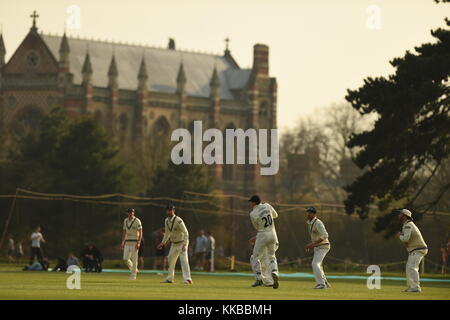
0;264;449;300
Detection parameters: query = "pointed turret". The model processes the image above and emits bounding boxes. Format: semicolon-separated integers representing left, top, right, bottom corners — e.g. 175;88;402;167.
137;56;148;90
176;62;186;94
59;33;70;71
0;33;6;68
209;67;220;98
81;51;93;85
108;55;118;88
210;67;220;87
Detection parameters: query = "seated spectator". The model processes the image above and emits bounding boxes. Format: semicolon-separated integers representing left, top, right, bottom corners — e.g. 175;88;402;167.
52;252;80;272
23;257;49;271
80;242;103;272
67;252;80;269
52;256;68;272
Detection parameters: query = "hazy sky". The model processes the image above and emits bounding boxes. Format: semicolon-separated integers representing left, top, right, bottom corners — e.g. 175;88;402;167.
0;0;448;131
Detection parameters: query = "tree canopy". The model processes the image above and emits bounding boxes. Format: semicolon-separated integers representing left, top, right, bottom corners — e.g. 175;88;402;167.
344;18;450;236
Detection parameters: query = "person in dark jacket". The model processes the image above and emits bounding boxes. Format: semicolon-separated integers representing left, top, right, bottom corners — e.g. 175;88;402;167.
80;242;103;272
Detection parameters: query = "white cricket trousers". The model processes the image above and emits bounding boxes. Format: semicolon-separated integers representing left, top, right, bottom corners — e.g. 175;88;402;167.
406;249;427;289
312;245;330;285
123;242;138;274
250;231;279;285
166;242;192;282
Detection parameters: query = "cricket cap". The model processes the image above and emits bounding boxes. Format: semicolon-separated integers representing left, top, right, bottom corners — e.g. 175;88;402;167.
306;207;317;214
166;204;175;210
248;195;261;204
126;208;135;213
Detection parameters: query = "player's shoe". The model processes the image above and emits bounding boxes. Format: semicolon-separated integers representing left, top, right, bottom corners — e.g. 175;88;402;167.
128;273;137;280
184;279;193;285
160;279;174;283
271;273;279;289
251;279;263;287
404;287;421;292
313;284;326;289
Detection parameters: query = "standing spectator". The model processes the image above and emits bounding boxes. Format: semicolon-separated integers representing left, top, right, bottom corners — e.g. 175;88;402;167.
439;244;447;274
152;228;167;270
205;231;216;272
447;241;450;271
80;242;103;272
29;226;46;270
15;240;24;260
7;235;15;263
138;237;145;271
194;230;208;271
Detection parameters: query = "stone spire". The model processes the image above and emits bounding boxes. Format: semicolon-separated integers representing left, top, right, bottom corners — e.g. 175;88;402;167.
81;51;93;85
176;62;186;94
108;55;118;88
0;33;5;68
209;67;220;98
137;56;148;90
59;32;70;71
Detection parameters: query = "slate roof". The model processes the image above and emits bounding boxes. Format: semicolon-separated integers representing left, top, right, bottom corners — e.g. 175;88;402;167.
41;34;251;100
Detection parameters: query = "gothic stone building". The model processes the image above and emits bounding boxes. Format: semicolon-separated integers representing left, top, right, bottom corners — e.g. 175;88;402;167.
0;17;277;197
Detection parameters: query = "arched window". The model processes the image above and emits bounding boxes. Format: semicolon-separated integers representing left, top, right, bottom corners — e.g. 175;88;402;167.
147;116;172;168
259;101;269;117
153;116;170;136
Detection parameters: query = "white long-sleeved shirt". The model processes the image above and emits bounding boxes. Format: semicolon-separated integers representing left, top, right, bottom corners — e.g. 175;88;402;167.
249;203;278;233
307;217;330;246
162;215;189;245
399;220;427;253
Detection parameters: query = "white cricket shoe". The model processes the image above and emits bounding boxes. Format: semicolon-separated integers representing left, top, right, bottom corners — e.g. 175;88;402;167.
313;284;327;289
129;273;137;280
184;279;193;285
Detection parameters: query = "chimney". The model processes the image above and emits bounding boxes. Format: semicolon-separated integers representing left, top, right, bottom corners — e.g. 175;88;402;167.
168;38;176;50
252;44;269;76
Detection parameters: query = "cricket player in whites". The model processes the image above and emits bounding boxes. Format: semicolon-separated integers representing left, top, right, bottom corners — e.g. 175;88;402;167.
397;209;428;292
121;208;143;280
157;205;193;284
305;207;331;289
248;195;279;289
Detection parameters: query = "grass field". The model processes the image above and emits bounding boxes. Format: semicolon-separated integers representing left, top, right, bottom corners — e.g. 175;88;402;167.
0;264;449;300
